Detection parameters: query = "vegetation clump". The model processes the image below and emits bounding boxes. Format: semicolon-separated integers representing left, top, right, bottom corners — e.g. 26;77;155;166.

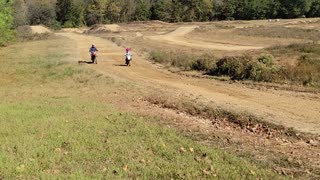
0;1;15;46
149;47;320;87
212;54;278;82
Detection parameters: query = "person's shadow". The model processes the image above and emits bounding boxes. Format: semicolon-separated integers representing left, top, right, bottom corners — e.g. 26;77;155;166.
78;60;94;64
113;64;128;67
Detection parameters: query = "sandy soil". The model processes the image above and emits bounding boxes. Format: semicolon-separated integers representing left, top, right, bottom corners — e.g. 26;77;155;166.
57;32;320;135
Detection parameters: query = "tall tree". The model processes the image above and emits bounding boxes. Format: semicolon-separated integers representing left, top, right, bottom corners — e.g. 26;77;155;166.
26;0;57;26
56;0;72;25
150;0;172;21
133;0;151;21
66;0;86;27
279;0;312;18
13;0;29;26
308;0;320;17
0;0;15;46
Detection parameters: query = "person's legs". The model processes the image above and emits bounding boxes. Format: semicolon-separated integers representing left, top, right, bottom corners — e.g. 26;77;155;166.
91;55;95;62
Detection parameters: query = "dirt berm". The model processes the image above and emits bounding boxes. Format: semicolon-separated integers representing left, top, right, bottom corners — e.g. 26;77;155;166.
85;24;123;34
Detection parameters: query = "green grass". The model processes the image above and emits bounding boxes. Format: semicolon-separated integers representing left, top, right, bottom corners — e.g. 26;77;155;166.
0;39;282;179
0;99;280;179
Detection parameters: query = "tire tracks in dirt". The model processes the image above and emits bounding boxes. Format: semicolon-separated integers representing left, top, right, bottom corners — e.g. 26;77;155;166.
57;32;320;135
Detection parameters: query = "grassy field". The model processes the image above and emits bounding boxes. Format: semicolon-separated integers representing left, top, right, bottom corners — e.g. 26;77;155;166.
0;38;283;179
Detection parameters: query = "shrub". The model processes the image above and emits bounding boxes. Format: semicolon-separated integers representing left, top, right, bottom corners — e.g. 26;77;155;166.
63;21;74;28
212;55;279;82
257;54;274;66
49;20;62;30
214;56;251;80
298;55;320;68
246;62;278;82
295;55;320;86
149;50;171;64
171;53;196;70
148;49;320;87
192;53;216;72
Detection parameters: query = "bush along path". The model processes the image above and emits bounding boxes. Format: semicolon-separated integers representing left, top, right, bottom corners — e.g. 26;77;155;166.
149;44;320;88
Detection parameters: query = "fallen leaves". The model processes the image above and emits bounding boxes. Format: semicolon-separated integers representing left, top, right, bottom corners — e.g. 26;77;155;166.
179;147;186;153
15;164;25;173
202;166;217;177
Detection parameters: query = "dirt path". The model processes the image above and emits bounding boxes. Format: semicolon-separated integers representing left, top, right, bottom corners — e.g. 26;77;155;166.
145;26;264;51
58;32;320;134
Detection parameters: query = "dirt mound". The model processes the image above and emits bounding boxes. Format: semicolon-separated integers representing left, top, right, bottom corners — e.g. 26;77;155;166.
136;32;143;37
86;24;123;33
60;28;88;34
167;26;199;36
17;25;51;34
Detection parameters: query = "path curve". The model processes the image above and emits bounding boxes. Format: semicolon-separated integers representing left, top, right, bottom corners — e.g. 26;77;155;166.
146;26;264;51
58;32;320;134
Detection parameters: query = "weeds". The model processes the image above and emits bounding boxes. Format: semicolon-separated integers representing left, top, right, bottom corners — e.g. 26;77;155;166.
268;43;320;87
144;94;284;135
149;46;320;87
149;51;216;72
149;50;171;64
236;26;320;41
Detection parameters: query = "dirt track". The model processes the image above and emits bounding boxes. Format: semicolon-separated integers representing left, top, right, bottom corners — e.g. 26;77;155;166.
58;32;320;135
146;26;264;51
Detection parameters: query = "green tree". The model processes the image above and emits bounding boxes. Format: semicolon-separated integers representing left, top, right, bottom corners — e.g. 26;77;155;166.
27;0;57;26
56;0;72;25
151;0;172;22
133;0;150;21
105;0;122;22
0;0;15;46
279;0;312;18
171;0;184;22
13;0;29;26
266;0;281;18
61;0;86;27
216;0;236;20
308;0;320;17
180;0;214;21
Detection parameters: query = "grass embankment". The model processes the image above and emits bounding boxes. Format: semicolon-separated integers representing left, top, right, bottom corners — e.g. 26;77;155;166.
149;43;320;88
0;38;282;179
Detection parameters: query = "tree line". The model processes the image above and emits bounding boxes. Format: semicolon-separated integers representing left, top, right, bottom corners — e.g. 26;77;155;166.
11;0;320;28
0;0;15;46
1;0;320;45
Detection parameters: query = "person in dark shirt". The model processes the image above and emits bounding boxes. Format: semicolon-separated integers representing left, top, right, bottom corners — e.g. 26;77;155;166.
89;44;98;63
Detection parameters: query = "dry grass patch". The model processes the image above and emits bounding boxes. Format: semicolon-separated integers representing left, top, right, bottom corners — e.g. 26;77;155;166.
236;26;320;41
